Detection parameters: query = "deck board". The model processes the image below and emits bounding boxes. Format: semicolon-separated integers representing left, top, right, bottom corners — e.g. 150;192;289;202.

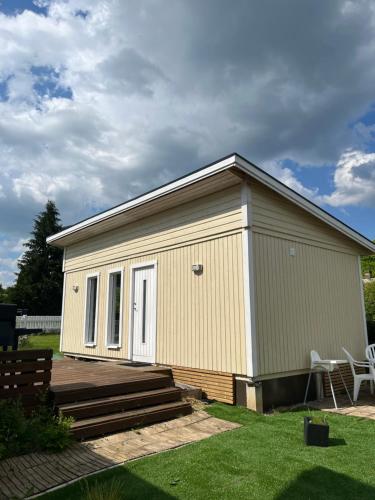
51;358;168;393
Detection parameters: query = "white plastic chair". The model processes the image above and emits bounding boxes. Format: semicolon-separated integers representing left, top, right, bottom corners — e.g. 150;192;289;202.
342;347;374;402
304;350;351;409
365;344;375;381
366;343;375;363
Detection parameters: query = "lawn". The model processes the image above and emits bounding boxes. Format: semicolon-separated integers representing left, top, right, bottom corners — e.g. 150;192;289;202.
22;333;62;358
40;403;375;500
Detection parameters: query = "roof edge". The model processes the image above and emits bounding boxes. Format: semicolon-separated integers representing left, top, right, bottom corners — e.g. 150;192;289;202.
235;154;375;253
47;152;375;254
46;153;237;245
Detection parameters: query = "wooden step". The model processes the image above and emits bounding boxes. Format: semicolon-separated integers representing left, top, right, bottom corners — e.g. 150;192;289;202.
52;374;173;405
117;364;173;377
71;401;193;440
58;387;182;419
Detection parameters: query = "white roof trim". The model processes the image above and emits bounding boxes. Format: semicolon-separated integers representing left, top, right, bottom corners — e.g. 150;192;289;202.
235;155;375;253
47;153;375;253
46;154;236;245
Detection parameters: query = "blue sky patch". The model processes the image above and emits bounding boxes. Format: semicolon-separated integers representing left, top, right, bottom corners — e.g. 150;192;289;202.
280;159;335;197
0;78;9;102
0;0;48;16
353;104;375;128
349;104;375;152
75;9;89;19
277;158;375;240
328;205;375;241
32;65;73;100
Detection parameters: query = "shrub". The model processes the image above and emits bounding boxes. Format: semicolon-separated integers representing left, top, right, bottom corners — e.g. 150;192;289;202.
0;399;29;458
34;413;73;452
310;415;328;425
364;281;375;323
0;396;73;460
18;335;30;348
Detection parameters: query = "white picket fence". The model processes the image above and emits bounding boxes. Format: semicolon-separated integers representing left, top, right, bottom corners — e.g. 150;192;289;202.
16;315;61;332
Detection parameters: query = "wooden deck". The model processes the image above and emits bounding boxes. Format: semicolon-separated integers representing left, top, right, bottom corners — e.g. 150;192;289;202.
51;358;171;396
50;359;192;439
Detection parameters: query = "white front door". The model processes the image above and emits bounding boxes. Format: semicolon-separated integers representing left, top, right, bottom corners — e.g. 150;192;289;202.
130;263;157;363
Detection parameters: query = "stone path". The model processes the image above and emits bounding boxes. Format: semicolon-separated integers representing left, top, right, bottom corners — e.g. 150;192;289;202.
308;392;375;419
0;411;240;499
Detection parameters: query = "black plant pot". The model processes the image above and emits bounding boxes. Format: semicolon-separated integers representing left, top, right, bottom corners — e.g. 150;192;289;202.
304;416;329;447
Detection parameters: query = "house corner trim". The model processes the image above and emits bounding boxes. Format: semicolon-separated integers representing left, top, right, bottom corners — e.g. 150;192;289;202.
241;182;258;377
60;271;66;353
358;256;368;347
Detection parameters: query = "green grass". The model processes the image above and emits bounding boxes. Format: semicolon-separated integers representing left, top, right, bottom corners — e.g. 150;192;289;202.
22;333;61;357
40;403;375;500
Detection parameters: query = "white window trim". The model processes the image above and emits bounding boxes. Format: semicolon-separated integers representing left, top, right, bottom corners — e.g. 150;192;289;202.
128;260;158;362
105;267;124;349
83;272;100;347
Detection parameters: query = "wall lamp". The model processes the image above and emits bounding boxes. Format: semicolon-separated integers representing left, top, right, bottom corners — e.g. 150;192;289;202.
192;264;203;275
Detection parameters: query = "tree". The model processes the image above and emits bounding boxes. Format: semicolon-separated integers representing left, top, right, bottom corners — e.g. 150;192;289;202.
0;284;9;303
11;201;63;314
361;245;375;277
364;281;375;322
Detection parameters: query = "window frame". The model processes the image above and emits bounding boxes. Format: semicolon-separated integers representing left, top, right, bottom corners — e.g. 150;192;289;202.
105;267;124;349
83;272;100;347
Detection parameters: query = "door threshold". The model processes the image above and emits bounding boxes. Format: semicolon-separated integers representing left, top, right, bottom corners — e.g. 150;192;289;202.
116;361;153;368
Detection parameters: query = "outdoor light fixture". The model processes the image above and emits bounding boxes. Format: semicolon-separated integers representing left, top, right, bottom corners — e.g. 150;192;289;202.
72;285;79;293
192;264;203;274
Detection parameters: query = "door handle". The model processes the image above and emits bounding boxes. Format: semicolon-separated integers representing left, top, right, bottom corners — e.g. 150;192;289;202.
133;302;137;311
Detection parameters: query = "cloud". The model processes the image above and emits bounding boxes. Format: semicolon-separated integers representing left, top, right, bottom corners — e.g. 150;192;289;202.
262;160;320;202
0;0;375;285
98;48;166;97
322;150;375;207
0;237;26;286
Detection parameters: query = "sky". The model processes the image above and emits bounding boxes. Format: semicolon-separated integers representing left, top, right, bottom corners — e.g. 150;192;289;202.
0;0;375;285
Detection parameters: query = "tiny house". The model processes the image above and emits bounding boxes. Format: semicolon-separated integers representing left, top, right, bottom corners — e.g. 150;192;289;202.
47;153;375;411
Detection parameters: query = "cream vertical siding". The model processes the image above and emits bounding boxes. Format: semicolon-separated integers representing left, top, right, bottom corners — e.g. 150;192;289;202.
251;181;366;377
251;181;362;254
62;234;246;374
61;184;247;374
61;176;368;380
64;186;242;272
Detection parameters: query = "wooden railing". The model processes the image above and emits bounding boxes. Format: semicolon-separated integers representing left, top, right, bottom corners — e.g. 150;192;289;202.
0;349;53;408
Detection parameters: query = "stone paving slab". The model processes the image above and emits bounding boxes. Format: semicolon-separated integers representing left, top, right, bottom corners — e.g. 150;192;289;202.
307;392;375;419
0;411;240;499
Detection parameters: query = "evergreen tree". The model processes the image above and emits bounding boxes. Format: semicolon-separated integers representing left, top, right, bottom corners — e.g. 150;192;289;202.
0;284;9;303
11;201;63;314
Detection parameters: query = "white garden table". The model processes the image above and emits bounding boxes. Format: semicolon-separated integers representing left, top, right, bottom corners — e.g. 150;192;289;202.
304;353;353;409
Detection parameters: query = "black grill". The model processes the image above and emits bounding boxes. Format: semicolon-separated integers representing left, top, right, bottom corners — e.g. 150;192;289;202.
0;305;43;351
0;303;19;351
